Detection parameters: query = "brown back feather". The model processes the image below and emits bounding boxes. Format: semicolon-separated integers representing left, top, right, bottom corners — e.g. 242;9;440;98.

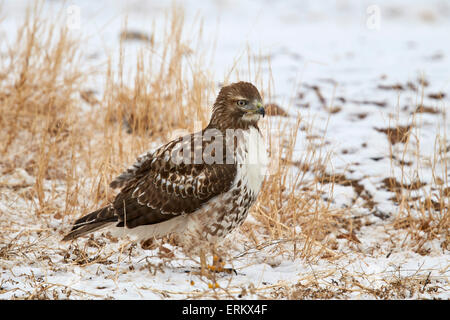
112;130;237;228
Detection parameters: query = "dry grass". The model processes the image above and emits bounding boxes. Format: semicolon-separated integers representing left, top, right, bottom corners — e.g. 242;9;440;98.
0;3;87;219
387;103;449;255
0;4;448;300
241;114;346;262
105;8;213;138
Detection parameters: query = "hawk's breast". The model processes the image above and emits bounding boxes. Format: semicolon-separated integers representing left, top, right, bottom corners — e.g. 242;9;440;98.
182;126;268;243
236;126;268;196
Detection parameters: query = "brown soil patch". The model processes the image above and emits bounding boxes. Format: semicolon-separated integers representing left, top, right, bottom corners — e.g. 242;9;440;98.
375;125;412;144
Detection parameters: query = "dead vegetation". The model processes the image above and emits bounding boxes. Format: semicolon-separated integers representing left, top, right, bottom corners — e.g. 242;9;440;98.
107;9;212;139
241;115;346;261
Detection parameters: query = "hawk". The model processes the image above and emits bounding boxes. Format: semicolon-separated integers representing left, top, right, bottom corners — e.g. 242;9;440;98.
63;82;268;252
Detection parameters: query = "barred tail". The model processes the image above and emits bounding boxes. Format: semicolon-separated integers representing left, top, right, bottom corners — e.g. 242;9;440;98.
62;206;117;241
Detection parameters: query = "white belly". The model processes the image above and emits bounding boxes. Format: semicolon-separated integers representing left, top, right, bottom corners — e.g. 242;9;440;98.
236;126;268;195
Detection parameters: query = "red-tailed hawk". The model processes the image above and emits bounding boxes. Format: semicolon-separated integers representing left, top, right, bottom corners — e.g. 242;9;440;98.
63;82;267;251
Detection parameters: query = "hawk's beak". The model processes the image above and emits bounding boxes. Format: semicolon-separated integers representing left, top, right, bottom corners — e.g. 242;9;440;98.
255;102;265;118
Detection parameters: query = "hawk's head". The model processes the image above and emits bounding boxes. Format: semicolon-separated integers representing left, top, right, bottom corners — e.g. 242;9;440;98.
209;82;264;130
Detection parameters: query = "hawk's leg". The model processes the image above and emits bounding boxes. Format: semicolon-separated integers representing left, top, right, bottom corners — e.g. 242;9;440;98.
200;248;208;277
184;246;237;277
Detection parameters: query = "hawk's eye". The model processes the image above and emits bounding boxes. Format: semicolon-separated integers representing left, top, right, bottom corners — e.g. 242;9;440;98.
237;100;248;107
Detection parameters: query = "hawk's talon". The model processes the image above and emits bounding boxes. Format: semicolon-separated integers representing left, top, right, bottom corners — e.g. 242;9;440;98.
207;264;237;275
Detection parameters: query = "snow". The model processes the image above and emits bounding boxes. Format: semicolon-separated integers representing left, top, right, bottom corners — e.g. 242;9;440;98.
0;0;449;299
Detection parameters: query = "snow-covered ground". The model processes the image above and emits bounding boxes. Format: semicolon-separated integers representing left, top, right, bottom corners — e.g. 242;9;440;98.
0;0;448;299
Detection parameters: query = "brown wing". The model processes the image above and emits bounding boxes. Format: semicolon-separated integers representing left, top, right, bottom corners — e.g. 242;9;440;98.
110;131;237;228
